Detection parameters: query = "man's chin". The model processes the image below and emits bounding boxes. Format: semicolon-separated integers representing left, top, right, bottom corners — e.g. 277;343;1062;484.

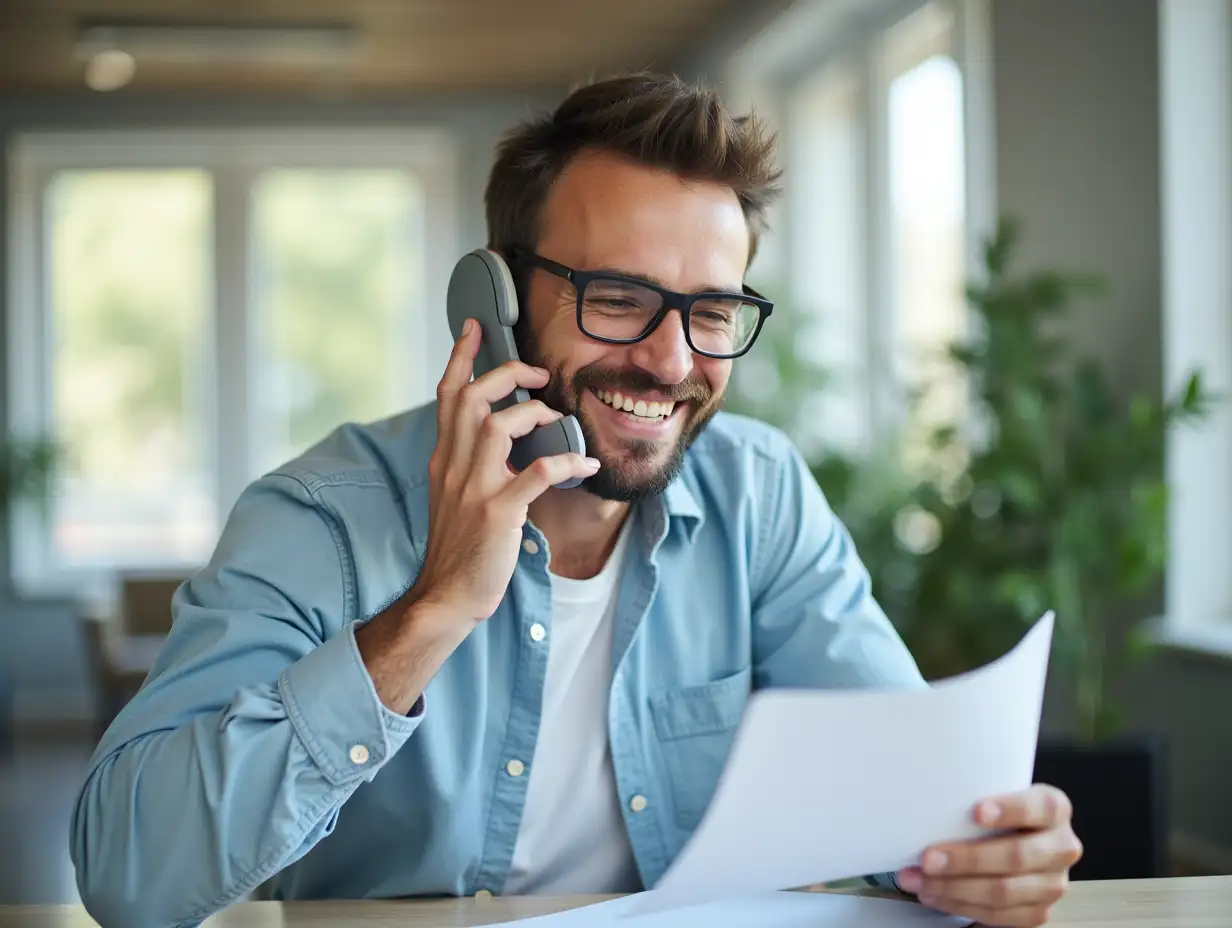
575;441;682;503
567;396;719;502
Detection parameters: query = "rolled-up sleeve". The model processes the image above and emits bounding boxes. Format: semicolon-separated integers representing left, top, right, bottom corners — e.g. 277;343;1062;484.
70;473;422;928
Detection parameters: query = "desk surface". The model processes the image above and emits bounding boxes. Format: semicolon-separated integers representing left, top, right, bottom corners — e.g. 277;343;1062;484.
2;877;1229;927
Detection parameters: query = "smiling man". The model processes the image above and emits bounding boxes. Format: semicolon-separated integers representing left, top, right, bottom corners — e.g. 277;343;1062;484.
71;73;1081;928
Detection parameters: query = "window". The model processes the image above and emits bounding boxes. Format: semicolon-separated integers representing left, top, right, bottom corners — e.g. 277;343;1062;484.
883;5;970;468
783;58;870;460
250;169;424;474
1158;0;1232;652
724;0;993;465
46;169;215;568
8;129;458;597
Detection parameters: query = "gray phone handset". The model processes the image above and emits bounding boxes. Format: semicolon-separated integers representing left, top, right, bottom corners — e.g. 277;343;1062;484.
446;248;587;490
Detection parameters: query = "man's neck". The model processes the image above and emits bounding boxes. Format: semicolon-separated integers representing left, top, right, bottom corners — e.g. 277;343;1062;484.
528;489;631;581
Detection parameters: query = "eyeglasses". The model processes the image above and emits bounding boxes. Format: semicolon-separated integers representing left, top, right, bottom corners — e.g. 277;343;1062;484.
509;247;774;359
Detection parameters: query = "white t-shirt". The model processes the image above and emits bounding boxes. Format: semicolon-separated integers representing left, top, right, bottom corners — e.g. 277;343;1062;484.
504;520;641;895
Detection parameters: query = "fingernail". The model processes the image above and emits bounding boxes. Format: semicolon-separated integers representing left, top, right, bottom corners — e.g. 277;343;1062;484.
923;850;948;874
463;319;475;335
584;457;601;470
980;801;1001;824
897;870;923;894
533;366;550;377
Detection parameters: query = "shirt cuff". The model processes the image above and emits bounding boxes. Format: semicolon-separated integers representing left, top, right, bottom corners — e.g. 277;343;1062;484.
279;622;423;787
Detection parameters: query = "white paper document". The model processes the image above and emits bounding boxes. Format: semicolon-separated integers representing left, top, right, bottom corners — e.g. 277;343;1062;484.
479;890;970;927
631;612;1055;916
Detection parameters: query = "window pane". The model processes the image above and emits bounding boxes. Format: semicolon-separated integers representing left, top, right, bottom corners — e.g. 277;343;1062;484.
251;170;424;472
887;40;967;468
47;170;215;569
788;60;869;458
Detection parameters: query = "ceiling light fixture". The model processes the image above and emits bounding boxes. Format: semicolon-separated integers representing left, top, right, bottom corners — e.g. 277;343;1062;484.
73;18;359;68
84;48;137;91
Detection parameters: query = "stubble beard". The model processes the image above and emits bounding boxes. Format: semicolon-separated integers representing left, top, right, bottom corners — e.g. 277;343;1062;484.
514;322;721;502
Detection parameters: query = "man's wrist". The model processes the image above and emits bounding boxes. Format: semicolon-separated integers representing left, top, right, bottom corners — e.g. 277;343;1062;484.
355;590;473;715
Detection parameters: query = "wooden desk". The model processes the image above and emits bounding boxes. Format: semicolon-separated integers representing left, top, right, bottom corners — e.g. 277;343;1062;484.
1;876;1228;927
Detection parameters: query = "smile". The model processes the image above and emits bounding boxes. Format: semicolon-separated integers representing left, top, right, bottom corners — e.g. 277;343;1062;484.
591;389;676;422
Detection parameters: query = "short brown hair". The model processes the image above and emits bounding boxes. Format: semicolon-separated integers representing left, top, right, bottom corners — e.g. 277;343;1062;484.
485;72;782;267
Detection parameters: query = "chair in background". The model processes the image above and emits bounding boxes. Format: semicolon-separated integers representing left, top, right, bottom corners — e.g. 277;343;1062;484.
80;573;191;734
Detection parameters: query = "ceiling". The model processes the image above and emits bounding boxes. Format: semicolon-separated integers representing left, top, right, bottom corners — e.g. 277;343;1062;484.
0;0;752;97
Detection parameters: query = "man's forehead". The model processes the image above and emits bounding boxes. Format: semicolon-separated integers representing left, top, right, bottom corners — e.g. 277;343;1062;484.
537;150;750;287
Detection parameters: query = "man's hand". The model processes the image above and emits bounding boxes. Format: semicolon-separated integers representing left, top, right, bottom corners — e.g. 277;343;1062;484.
895;783;1083;927
413;317;600;623
355;318;599;715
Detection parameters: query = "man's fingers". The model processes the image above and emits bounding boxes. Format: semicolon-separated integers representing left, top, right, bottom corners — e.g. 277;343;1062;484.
465;359;551;408
921;826;1083;878
919;896;1056;928
480;399;564;449
437;319;481;441
974;784;1072;831
915;871;1068;913
469;400;567;486
502;453;601;507
446;351;549;481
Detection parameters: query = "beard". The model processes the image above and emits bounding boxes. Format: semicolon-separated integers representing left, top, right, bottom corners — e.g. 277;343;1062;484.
514;321;721;502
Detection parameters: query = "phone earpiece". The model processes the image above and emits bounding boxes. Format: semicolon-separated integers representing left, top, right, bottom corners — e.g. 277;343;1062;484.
446;248;587;490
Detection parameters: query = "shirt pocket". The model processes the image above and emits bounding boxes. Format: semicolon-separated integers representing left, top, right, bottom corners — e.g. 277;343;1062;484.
648;665;752;830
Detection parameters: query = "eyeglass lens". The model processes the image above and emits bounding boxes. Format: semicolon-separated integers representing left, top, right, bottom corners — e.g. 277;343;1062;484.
579;276;761;356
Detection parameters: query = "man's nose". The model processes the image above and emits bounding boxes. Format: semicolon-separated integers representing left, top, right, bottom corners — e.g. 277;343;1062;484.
629;309;694;385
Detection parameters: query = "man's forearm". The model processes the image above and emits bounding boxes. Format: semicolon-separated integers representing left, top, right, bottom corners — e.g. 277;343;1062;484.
355;592;473;716
72;626;423;928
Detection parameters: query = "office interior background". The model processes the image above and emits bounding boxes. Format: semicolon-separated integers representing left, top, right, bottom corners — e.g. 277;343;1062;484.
1;0;1231;907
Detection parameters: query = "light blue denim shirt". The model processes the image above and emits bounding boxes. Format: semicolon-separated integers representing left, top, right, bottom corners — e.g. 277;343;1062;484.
70;403;925;928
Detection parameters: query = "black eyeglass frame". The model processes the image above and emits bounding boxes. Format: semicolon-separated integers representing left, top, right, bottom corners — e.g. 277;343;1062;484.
508;246;774;359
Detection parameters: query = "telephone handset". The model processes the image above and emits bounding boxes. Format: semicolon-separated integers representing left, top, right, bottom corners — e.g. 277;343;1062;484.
446;248;587;490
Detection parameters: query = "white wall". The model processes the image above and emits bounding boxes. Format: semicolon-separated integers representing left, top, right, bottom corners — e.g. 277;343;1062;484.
992;0;1162;399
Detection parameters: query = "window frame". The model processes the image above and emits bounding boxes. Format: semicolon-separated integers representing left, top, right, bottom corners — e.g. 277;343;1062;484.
1156;0;1232;655
725;0;996;454
7;127;460;599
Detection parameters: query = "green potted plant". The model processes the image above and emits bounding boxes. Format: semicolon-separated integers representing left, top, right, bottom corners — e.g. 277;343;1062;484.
897;217;1214;879
0;435;58;747
722;277;919;618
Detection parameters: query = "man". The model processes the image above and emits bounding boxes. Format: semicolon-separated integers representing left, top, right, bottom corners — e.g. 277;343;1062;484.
71;73;1081;928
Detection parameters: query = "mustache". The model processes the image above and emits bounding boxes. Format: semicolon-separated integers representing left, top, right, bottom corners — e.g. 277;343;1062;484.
572;366;711;405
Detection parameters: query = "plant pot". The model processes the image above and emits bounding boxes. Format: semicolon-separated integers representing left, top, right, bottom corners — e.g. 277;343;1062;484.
1032;732;1168;880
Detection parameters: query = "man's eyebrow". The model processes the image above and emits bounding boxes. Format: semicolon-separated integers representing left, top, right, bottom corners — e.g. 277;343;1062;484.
590;266;743;294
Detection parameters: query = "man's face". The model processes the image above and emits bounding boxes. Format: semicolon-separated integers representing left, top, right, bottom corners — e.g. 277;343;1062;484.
514;149;749;502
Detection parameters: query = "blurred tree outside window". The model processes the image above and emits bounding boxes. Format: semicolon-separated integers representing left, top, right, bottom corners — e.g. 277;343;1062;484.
10;130;449;594
48;170;215;569
251;170;423;474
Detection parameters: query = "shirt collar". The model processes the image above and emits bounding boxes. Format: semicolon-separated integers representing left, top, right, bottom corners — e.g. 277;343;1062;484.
660;474;704;543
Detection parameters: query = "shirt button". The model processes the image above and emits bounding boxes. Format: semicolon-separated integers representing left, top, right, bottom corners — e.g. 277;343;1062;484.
630;794;648;813
475;889;494;900
529;623;546;642
348;744;370;766
506;758;526;777
522;538;540;555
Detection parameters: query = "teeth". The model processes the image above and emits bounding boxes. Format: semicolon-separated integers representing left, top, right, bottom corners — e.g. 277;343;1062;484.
593;389;675;420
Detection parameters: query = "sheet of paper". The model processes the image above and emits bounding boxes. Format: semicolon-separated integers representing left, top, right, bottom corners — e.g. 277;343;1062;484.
477;890;970;927
630;612;1054;916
